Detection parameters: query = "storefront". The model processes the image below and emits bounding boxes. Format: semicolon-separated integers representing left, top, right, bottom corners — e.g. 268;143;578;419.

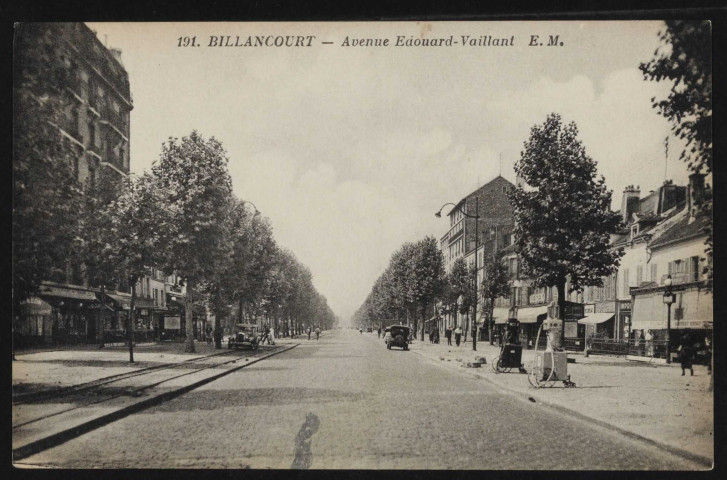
631;284;712;358
492;307;512;345
561;302;585;351
16;297;53;347
162;294;185;341
37;282;99;344
515;305;548;349
579;303;615;338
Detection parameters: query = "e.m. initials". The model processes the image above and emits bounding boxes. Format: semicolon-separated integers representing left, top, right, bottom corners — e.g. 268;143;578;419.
528;35;563;47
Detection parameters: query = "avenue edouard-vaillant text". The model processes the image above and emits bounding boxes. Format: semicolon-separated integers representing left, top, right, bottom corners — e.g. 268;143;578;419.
178;34;563;48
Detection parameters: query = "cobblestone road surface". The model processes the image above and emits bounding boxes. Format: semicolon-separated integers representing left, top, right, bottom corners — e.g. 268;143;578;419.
16;330;702;470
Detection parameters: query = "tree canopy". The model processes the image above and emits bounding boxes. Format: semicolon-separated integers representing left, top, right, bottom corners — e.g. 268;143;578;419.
510;113;623;322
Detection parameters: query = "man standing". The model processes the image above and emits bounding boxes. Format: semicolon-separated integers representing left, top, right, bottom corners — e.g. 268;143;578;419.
445;326;452;346
454;325;462;347
377;326;381;338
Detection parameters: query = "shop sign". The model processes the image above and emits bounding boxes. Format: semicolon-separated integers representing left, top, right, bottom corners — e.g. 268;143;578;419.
563;303;584;320
583;304;595;315
165;316;181;329
619;301;631;312
529;292;545;304
564;321;578;337
595;302;615;313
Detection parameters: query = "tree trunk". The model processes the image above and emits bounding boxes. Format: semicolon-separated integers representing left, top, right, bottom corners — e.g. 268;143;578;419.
420;306;426;341
464;311;469;342
488;296;495;345
184;278;195;353
128;282;136;363
557;278;566;350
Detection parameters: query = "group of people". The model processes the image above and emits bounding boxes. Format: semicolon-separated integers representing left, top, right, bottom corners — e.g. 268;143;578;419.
307;326;321;340
442;325;463;346
428;327;440;344
260;325;275;345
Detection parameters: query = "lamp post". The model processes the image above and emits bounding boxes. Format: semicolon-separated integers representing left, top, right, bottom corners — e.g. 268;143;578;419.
663;274;675;364
436;201;479;352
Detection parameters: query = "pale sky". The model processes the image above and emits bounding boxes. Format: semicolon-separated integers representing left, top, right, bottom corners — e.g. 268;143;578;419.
87;21;691;323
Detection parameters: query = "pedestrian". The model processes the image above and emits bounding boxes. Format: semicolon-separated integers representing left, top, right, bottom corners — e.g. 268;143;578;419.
679;334;694;376
445;326;452;346
429;328;434;344
260;325;269;345
315;327;320;340
705;334;712;374
307;327;312;340
645;329;654;357
434;326;440;344
454;326;462;347
205;323;213;345
638;330;645;356
377;327;381;338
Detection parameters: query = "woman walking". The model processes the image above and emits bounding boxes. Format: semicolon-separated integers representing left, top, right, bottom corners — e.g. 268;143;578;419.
454;326;462;347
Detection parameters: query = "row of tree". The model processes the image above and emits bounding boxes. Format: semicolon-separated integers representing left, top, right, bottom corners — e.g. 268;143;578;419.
13;25;336;357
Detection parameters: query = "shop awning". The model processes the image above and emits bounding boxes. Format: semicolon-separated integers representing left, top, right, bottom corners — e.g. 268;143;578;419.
632;288;713;330
577;313;614;325
39;283;97;302
493;307;510;325
517;305;548;324
105;293;132;310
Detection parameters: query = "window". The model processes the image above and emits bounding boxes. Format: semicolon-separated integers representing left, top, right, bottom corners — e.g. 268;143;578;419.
650;263;658;282
636;265;643;286
622;268;630;297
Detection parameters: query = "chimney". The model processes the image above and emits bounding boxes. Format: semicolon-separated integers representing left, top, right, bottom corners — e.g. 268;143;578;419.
688;173;706;218
621;185;640;223
109;48;124;66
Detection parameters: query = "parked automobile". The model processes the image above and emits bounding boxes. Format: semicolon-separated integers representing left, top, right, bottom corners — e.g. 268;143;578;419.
228;323;259;350
386;325;410;350
366;327;373;333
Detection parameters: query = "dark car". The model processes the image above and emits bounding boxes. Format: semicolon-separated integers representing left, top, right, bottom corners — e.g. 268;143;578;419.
367;327;373;333
228;323;259;350
386;325;410;350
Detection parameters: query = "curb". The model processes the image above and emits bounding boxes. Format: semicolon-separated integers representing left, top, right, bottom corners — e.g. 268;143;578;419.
409;346;713;469
13;343;299;462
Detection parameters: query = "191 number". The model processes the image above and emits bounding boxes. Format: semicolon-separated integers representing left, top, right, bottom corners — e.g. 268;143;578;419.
177;36;198;47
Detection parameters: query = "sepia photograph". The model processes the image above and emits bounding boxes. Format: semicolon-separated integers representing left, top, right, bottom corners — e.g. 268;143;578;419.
12;20;713;470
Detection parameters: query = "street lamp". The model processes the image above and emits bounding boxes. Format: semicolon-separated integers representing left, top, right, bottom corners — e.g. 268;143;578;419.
436;201;479;352
663;274;676;364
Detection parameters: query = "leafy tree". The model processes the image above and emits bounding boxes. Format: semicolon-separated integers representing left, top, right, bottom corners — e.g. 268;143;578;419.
640;20;712;292
448;258;474;340
510;113;623;345
151;131;234;352
479;251;511;345
13;23;85;306
640;20;711;175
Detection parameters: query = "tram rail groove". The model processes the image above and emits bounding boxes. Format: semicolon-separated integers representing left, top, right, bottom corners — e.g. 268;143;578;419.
13;349;237;406
13;343;299;462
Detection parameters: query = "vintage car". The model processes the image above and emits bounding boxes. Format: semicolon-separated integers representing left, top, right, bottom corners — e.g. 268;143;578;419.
228;323;259;350
386;325;410;350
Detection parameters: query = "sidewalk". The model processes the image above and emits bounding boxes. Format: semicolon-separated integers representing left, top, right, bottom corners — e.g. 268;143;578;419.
402;335;712;466
13;339;299;461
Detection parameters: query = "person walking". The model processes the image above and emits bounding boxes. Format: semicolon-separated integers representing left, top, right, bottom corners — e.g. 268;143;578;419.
433;326;440;344
315;327;320;340
307;327;312;340
679;334;694;376
445;326;452;346
377;327;381;338
454;326;462;347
